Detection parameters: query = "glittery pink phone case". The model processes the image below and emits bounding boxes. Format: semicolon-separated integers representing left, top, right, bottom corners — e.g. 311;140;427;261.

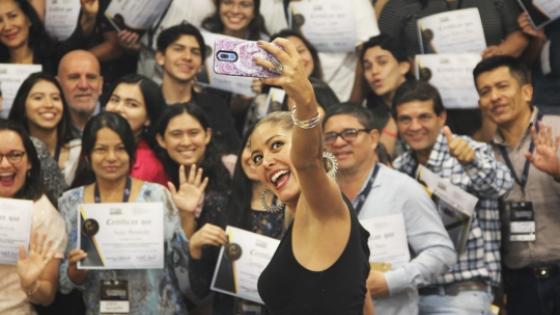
213;38;280;78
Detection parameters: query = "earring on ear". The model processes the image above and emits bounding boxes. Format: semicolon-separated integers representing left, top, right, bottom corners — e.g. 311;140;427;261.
322;151;338;179
260;189;284;214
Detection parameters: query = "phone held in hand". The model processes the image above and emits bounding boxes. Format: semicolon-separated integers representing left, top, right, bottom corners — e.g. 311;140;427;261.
213;38;280;78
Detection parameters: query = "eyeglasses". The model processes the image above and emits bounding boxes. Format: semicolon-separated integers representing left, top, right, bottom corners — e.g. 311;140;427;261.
324;128;370;144
0;151;26;164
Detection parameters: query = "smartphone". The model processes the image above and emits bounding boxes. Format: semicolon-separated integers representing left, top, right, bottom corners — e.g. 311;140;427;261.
213;38;280;78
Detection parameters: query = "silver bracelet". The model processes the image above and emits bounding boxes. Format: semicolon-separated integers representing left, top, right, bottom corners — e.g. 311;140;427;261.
291;107;321;129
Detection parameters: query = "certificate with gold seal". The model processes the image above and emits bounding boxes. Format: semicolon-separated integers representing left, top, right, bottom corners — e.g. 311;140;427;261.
77;202;164;270
211;226;280;304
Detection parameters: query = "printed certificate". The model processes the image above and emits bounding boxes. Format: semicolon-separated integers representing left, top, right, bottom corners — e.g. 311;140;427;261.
417;8;486;54
44;0;81;41
0;64;42;118
77;202;164;270
414;53;481;109
289;0;370;52
0;198;33;265
201;31;255;97
416;165;478;254
105;0;172;31
211;226;280;304
517;0;560;28
360;214;410;272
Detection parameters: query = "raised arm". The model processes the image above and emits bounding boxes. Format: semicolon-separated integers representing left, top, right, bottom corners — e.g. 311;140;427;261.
257;38;347;221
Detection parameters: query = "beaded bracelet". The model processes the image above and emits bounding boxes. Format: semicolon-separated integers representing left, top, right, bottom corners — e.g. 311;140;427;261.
291;107;321;129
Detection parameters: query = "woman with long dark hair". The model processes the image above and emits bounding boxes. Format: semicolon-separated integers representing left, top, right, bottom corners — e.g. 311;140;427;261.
202;0;268;40
0;119;67;314
9;72;80;186
59;112;198;315
105;74;167;185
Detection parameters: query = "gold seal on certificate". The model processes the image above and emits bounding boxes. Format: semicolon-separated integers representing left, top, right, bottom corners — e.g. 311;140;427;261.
211;226;280;304
77;202;164;270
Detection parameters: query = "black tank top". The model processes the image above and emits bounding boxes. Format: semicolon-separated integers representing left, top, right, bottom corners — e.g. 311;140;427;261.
257;201;370;315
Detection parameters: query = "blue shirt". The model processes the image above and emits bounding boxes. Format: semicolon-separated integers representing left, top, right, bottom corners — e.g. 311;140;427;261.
355;163;455;315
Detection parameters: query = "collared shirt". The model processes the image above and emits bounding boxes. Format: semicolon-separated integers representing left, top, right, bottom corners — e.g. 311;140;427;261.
491;108;560;269
394;133;513;287
354;163;456;315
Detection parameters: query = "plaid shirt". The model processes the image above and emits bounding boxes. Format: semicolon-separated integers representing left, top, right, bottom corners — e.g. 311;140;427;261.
394;133;513;287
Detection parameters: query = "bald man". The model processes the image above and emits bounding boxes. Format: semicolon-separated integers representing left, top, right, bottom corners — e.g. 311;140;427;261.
57;50;104;135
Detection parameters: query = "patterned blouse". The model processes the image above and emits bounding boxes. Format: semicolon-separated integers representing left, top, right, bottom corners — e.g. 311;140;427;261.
58;182;191;315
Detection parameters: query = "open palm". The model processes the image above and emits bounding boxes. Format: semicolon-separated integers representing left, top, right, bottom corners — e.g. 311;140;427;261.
168;164;209;214
17;233;55;290
526;124;560;177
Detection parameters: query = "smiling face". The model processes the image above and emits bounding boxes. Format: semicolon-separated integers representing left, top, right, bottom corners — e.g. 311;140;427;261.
105;83;149;138
0;129;30;198
475;66;532;127
220;0;255;37
157;112;211;166
395;99;446;157
25;80;64;132
156;35;202;84
249;122;300;204
0;0;29;51
90;127;130;183
363;46;409;102
323;114;378;174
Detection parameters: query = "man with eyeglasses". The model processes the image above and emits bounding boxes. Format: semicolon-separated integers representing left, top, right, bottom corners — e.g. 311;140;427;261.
323;102;455;315
391;80;513;315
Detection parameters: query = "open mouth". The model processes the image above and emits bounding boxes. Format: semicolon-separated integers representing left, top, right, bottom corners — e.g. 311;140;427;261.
0;173;16;186
270;169;290;190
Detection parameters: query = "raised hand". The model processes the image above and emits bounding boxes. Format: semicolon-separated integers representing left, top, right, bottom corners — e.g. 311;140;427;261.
168;164;209;215
525;123;560;177
17;233;55;292
118;30;142;51
443;126;475;164
518;12;545;39
188;223;227;259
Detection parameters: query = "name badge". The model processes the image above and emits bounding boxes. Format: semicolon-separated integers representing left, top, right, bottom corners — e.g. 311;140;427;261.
504;201;536;242
100;280;129;314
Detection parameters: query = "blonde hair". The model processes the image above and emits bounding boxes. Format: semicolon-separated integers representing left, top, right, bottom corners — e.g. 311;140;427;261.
254;111;293;131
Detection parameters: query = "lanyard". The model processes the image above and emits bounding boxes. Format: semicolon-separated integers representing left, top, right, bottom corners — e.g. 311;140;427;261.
94;177;132;203
497;113;543;192
353;164;380;215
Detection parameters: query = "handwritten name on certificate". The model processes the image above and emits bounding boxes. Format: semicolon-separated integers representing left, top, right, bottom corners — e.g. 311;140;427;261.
417;8;486;54
415;54;481;109
289;0;364;52
77;202;164;270
211;226;280;304
201;31;255;97
105;0;172;31
0;198;33;265
45;0;81;41
360;214;410;271
517;0;560;28
0;64;42;118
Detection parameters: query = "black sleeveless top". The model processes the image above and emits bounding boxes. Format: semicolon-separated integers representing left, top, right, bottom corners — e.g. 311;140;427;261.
257;201;370;315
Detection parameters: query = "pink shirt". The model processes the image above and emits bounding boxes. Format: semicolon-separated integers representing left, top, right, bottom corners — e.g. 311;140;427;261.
0;195;67;315
131;139;168;186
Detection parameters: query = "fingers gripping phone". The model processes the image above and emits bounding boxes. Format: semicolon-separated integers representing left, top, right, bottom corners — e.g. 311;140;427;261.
214;38;281;78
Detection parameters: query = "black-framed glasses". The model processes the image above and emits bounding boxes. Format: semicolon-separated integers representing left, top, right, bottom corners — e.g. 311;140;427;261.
324;128;370;144
0;150;26;164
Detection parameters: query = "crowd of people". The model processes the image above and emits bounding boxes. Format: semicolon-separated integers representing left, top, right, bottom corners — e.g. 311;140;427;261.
0;0;559;314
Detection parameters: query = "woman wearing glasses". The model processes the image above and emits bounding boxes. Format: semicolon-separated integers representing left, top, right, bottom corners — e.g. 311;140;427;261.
0;119;67;314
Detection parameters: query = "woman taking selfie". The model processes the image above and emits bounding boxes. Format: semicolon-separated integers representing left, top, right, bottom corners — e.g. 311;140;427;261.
104;74;167;186
58;112;202;314
251;38;371;314
0;119;67;314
